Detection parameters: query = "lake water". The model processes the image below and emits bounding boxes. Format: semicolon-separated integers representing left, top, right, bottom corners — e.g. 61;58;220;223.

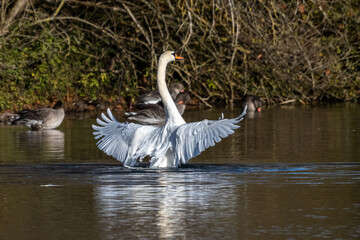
0;104;359;239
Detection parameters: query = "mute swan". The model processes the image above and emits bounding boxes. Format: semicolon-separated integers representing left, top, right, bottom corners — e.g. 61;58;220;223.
93;51;246;168
11;101;65;130
136;83;184;109
125;92;191;125
240;95;262;112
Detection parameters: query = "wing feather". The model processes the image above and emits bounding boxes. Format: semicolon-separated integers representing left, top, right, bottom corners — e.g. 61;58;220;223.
96;118;107;126
101;112;112;123
175;107;247;165
92;109;159;166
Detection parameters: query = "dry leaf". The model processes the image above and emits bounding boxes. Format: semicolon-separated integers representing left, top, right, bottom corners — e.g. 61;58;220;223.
298;4;305;14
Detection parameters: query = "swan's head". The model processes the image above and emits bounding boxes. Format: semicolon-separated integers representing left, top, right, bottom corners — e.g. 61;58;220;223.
160;51;184;63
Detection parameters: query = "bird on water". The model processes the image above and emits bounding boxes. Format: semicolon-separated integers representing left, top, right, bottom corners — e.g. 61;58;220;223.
240;95;262;112
92;51;246;168
125;91;191;125
135;82;185;109
11;101;65;130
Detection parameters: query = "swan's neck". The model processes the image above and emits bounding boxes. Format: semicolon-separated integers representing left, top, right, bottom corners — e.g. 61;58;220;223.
157;58;185;125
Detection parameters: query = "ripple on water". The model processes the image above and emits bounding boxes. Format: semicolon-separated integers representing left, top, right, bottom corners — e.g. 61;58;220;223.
0;162;359;186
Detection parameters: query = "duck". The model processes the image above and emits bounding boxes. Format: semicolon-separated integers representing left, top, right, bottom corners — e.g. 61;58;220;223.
135;82;184;109
92;51;246;168
175;92;191;116
0;112;18;124
240;95;262;112
125;91;191;125
11;101;65;130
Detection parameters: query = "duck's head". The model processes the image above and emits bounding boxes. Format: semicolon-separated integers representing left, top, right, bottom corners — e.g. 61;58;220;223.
53;101;63;109
176;92;191;105
241;95;262;112
160;51;184;63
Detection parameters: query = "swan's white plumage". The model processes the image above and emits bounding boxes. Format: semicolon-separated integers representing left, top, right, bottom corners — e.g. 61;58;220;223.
93;109;161;166
93;51;246;168
93;107;246;167
174;112;245;165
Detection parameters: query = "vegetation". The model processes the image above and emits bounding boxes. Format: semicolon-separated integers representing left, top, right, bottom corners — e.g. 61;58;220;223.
0;0;359;111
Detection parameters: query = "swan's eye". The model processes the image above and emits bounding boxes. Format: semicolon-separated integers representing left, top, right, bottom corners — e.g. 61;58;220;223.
171;52;176;56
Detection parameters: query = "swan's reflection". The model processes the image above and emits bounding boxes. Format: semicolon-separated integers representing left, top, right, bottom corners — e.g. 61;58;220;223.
15;130;65;162
94;171;238;238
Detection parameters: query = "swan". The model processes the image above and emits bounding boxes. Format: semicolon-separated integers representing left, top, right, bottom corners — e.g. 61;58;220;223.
92;51;247;168
240;95;262;112
11;101;65;130
125;92;191;125
136;82;184;109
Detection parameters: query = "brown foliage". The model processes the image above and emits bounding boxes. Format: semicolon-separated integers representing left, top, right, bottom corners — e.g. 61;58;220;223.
0;0;359;109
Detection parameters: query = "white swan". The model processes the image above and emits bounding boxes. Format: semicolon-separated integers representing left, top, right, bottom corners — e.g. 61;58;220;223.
92;51;246;168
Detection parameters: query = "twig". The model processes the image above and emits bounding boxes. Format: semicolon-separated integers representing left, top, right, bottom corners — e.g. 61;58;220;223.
35;0;65;24
280;99;296;105
122;3;151;46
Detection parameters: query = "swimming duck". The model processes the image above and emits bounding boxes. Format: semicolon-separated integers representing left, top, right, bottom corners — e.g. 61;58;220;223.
240;95;262;112
0;112;18;124
11;101;65;130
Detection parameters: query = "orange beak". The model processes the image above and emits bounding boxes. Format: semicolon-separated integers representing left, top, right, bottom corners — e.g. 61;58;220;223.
178;100;184;105
175;53;184;60
257;108;261;112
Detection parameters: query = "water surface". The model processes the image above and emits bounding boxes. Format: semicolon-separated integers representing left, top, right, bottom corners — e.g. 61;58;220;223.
0;104;359;239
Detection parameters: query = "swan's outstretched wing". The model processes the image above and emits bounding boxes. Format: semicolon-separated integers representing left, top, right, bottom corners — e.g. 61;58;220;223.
174;106;247;165
92;109;159;166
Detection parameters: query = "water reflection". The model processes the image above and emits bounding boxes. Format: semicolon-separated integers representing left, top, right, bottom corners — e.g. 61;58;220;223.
94;170;238;239
0;163;359;239
14;130;65;162
244;111;261;119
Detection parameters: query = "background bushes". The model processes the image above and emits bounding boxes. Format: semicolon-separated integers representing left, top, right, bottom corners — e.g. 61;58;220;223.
0;0;359;110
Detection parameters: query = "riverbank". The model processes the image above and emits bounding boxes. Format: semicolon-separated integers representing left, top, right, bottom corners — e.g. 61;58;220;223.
1;95;358;125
